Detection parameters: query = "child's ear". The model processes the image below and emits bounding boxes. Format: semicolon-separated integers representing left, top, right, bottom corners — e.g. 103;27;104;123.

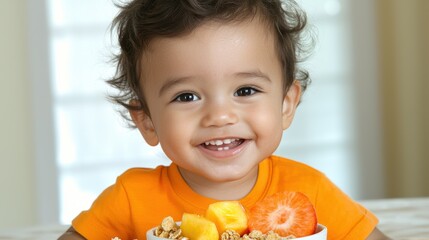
282;81;302;130
129;100;159;146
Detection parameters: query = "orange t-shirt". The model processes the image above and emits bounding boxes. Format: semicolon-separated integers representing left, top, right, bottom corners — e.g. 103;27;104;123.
72;155;378;239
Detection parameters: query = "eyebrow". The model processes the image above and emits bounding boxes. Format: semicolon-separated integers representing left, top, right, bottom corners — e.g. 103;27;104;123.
158;76;193;97
234;70;272;83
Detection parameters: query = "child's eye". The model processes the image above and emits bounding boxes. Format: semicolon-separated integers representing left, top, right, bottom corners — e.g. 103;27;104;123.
234;87;259;97
173;92;200;102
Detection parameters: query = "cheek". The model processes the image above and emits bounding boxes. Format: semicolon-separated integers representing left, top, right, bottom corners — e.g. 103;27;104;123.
249;108;284;156
247;103;284;136
154;110;196;150
153;113;189;162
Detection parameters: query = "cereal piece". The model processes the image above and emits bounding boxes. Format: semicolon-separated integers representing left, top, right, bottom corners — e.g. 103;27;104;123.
159;231;170;238
221;229;241;240
265;231;282;240
241;235;252;240
153;216;186;239
248;230;264;239
169;228;182;239
154;226;163;236
161;216;176;232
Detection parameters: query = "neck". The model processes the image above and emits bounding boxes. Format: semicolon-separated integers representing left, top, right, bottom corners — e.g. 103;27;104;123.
178;166;259;200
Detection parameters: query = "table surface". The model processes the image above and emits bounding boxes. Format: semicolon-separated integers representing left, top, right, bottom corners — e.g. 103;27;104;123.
1;197;428;240
360;197;429;240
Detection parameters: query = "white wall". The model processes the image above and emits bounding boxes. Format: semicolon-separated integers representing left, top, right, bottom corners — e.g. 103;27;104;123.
0;1;37;229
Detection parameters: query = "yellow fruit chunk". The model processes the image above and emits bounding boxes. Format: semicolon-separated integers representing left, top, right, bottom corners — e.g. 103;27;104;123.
205;201;248;236
181;213;219;240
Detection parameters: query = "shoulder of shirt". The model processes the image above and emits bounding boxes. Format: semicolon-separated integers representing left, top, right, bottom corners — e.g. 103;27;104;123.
269;155;326;179
115;165;170;184
269;155;332;201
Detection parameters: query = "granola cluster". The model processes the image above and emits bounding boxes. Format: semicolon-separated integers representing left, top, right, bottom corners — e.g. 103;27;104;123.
151;216;296;240
153;216;189;239
221;229;295;240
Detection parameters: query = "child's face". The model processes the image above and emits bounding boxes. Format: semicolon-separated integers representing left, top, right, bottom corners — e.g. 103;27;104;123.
131;18;301;190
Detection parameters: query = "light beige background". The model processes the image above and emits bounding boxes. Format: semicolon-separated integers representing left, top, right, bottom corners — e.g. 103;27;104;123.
1;0;428;229
376;0;429;198
0;1;37;228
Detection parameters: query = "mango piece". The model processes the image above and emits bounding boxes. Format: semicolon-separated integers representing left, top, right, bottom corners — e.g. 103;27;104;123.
205;201;248;236
180;213;219;240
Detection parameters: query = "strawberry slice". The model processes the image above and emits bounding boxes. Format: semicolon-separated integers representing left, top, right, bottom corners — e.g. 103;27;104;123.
247;191;317;238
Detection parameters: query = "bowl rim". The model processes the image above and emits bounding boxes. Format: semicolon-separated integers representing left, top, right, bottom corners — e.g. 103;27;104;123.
146;223;327;240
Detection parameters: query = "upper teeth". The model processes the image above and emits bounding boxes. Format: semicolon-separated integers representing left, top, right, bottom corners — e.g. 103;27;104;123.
204;138;237;146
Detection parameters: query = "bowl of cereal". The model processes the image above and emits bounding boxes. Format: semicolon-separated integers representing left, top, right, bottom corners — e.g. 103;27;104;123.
146;217;327;240
147;192;326;240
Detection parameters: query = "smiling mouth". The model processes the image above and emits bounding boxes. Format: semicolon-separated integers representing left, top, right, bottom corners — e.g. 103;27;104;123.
201;138;245;151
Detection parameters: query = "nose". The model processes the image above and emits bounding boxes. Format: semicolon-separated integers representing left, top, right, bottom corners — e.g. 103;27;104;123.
200;99;239;128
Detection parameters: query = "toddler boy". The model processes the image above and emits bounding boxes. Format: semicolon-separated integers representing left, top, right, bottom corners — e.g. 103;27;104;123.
59;0;389;239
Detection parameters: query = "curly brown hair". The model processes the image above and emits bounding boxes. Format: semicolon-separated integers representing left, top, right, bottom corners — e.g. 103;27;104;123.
107;0;312;125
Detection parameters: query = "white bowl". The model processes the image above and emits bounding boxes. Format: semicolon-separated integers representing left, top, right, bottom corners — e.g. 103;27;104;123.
146;224;327;240
291;224;327;240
